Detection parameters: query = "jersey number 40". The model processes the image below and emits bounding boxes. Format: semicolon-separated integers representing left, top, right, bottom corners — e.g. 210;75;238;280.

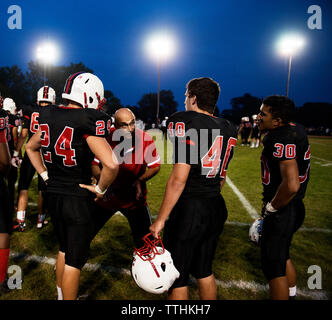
40;124;76;167
201;136;237;178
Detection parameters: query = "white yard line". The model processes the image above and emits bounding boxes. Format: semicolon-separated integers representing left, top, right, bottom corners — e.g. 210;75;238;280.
9;251;328;300
225;177;259;219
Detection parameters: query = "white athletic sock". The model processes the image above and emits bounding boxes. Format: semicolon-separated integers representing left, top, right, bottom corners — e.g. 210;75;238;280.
57;286;63;300
289;286;296;297
17;210;25;221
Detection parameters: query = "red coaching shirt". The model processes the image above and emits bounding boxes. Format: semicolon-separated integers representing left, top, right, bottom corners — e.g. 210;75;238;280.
94;127;161;210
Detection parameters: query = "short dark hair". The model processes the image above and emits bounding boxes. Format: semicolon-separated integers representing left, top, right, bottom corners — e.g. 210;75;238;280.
186;77;220;114
262;95;295;124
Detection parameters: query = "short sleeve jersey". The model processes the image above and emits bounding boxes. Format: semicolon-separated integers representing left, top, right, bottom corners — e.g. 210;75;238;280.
0;109;9;144
94;127;161;210
38;105;112;197
261;123;310;202
167;111;238;199
21;105;42;140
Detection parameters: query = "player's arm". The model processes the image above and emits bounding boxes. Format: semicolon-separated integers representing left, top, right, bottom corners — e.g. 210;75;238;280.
0;139;11;175
220;177;226;191
150;163;190;238
11;127;28;167
25;131;48;177
79;136;119;199
133;166;160;200
269;159;300;210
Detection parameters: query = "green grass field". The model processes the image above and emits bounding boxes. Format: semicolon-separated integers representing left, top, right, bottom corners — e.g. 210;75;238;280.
1;135;331;300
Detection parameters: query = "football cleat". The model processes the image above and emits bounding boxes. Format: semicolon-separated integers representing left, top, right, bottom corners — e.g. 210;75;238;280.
131;233;180;294
36;214;48;229
13;220;26;232
249;218;263;245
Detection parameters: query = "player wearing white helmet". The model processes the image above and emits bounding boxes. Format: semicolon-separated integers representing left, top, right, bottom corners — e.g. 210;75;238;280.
26;72;118;300
238;116;252;146
250;114;261;148
12;86;56;232
2;98;22;217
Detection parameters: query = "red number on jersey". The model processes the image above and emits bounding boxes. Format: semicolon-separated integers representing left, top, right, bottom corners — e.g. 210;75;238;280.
201;136;223;178
285;144;296;158
273;143;284;158
96;120;105;136
167;122;174;137
30;112;40;133
260;155;270;185
300;145;311;183
220;137;237;178
175;122;185;137
39;124;52;163
54;126;76;166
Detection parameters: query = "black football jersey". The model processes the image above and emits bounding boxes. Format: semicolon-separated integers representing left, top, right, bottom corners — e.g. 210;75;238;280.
261;123;310;202
21;105;43;140
167;111;237;199
0;109;9;136
38;106;112;197
7;114;22;154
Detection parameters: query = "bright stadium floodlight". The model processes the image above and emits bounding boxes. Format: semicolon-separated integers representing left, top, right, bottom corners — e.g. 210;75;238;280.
36;41;59;85
36;41;59;65
276;33;305;97
145;31;176;122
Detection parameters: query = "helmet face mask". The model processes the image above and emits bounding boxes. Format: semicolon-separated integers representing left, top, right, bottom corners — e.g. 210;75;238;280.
37;86;56;105
131;233;180;294
62;72;106;110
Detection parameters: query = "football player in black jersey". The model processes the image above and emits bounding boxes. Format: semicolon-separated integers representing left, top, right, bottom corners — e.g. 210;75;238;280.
257;95;310;300
0;107;11;292
12;86;56;231
26;72;118;300
150;77;237;300
2;98;22;216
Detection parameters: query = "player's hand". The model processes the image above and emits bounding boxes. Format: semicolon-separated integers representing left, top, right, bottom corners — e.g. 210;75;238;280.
149;218;165;239
11;155;21;168
79;184;105;201
133;180;142;200
262;202;278;218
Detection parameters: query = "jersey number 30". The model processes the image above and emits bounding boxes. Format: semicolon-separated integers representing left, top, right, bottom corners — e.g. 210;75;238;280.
40;124;76;166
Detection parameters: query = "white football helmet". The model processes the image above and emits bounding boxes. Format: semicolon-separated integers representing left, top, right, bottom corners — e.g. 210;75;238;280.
3;98;16;114
62;72;106;109
131;234;180;294
249;218;263;245
37;86;56;105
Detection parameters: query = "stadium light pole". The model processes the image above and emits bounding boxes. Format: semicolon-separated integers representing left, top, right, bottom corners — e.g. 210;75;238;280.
36;42;59;85
145;32;176;124
277;34;305;97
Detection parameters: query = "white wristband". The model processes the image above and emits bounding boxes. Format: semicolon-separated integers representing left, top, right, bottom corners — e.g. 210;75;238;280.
40;171;49;182
95;184;107;195
13;150;19;157
266;202;277;212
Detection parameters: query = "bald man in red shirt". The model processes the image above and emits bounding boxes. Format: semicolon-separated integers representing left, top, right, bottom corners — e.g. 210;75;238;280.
91;108;161;247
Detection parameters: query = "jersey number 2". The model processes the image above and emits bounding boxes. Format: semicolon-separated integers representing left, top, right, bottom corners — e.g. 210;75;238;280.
40;125;76;166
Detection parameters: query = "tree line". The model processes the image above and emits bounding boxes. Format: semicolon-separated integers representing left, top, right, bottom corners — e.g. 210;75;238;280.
0;62;330;128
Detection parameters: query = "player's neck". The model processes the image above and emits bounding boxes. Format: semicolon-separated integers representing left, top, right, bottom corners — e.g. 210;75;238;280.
191;106;214;117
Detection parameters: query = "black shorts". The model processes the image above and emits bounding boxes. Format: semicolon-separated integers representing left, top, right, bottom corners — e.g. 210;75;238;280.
163;194;228;289
92;204;152;248
0;176;12;234
47;193;96;269
260;199;305;281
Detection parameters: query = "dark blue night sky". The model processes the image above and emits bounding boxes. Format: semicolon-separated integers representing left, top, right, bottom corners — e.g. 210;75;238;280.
1;0;331;111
